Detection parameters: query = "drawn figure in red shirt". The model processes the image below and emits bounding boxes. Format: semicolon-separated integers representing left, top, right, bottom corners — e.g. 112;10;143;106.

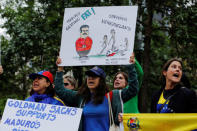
75;25;93;58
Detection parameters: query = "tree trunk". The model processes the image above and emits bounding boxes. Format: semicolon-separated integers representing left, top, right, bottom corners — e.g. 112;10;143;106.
139;0;153;113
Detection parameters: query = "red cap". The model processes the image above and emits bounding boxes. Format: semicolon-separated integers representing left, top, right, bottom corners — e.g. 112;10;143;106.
29;70;54;84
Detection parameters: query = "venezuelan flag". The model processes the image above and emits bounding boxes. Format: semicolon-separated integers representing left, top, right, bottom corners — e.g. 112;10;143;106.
123;113;197;131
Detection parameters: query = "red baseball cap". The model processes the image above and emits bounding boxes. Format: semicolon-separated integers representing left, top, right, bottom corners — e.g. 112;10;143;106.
29;70;54;84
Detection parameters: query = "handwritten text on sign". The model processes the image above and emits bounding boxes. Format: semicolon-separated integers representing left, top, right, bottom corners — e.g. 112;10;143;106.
0;99;82;131
60;6;138;66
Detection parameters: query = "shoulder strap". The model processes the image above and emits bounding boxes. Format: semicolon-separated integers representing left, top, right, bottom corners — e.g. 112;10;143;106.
79;99;86;108
53;96;66;106
107;93;115;125
105;91;113;102
157;91;176;113
119;90;123;113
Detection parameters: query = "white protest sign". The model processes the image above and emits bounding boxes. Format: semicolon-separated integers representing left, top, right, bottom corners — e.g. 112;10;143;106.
0;99;82;131
60;6;138;66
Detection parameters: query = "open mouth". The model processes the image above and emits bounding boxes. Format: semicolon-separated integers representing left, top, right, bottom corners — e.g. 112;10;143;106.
114;82;120;86
33;83;39;87
88;81;95;85
173;73;179;78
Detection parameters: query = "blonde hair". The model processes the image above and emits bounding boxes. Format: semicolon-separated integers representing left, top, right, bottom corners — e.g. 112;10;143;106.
63;71;77;89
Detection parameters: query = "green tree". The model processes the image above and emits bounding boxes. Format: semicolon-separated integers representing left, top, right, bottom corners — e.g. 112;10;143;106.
0;0;131;115
1;0;197;115
137;0;197;112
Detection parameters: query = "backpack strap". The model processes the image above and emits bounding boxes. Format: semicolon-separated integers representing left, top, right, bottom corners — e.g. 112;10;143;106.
157;88;180;113
79;99;86;108
105;91;113;102
53;96;66;106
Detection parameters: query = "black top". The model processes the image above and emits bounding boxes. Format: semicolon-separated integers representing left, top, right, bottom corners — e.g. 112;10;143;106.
151;85;197;113
163;87;177;99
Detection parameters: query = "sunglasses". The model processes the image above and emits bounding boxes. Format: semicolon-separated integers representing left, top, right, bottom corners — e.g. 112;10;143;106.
64;83;70;86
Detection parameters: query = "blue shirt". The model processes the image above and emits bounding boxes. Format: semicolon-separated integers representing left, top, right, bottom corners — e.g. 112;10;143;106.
83;97;109;131
25;93;64;106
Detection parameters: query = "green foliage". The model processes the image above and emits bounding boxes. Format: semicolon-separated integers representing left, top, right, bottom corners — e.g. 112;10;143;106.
150;1;197;90
0;0;131;116
136;0;197;112
0;0;197;115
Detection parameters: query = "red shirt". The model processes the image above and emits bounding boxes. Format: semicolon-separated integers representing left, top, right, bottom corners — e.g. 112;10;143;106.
75;37;93;51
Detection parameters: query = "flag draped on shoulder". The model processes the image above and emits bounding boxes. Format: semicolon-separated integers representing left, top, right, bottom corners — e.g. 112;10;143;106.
122;113;197;131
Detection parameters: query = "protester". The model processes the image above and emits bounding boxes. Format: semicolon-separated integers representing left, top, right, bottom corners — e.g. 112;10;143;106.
25;70;64;106
55;55;138;131
113;56;143;113
0;65;3;74
63;71;77;90
151;58;197;113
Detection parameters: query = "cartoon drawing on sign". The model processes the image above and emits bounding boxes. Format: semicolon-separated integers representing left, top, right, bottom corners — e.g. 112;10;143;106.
109;29;116;51
75;25;93;58
98;29;129;57
118;37;129;56
99;35;108;55
105;29;119;57
60;6;138;66
106;29;117;57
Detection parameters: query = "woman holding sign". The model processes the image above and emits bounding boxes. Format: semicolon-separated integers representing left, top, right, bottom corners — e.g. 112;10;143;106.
55;55;138;131
25;70;65;106
113;54;143;114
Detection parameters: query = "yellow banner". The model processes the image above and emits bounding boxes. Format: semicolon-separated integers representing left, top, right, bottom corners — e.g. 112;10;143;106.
123;113;197;131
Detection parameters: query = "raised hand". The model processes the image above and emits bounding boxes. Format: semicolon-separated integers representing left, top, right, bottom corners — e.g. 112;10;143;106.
129;52;135;64
56;57;64;72
0;65;3;74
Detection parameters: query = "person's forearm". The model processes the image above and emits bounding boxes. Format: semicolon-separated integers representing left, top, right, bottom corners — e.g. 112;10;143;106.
121;64;139;103
54;71;77;105
135;59;144;87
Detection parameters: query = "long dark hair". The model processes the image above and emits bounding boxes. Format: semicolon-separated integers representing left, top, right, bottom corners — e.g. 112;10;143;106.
30;77;55;97
181;73;191;89
77;77;108;105
161;58;183;87
113;71;128;88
